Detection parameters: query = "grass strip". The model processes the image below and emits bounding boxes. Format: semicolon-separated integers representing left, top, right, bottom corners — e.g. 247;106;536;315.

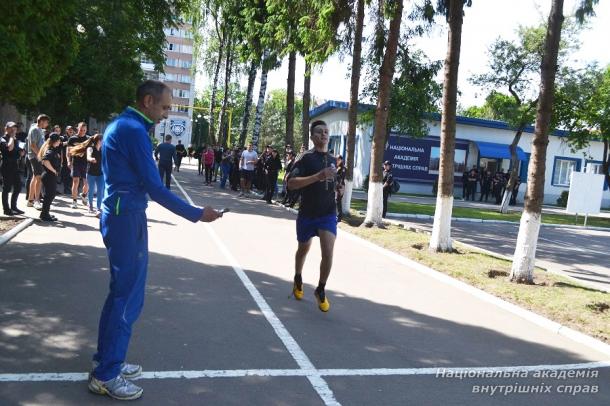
350;199;610;228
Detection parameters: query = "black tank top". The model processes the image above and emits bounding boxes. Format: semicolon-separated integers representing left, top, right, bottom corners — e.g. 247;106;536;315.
88;147;102;176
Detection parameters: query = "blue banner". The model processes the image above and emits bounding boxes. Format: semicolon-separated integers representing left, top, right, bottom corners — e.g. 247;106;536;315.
383;134;469;183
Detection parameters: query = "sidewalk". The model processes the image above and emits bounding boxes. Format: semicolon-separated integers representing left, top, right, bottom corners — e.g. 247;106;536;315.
1;165;609;405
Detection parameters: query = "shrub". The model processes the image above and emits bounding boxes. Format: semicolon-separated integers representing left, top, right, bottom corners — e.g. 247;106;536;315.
556;191;569;207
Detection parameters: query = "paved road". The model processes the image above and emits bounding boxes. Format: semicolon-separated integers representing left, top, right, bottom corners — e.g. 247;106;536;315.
392;217;610;293
1;163;609;405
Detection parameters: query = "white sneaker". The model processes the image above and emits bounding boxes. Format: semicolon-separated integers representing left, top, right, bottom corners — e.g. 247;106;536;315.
71;201;78;209
33;201;43;210
81;193;88;206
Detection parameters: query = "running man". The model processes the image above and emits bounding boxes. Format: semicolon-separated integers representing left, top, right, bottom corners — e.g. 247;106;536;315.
286;120;337;312
88;80;222;401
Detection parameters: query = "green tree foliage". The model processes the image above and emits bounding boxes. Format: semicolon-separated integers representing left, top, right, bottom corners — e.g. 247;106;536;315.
360;1;442;140
258;89;304;150
1;0;79;106
555;64;610;185
15;0;188;123
362;48;442;138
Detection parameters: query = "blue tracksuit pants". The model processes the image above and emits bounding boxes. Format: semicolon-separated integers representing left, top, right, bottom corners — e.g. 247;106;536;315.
93;211;148;381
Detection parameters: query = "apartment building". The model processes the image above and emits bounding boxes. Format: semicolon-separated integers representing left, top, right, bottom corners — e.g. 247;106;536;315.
141;24;195;146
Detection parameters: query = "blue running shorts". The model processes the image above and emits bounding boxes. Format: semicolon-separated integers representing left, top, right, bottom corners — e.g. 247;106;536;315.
296;213;337;243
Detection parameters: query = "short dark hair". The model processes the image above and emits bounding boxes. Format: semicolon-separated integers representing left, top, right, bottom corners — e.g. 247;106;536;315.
36;114;50;123
136;80;170;103
310;120;327;135
165;135;172;141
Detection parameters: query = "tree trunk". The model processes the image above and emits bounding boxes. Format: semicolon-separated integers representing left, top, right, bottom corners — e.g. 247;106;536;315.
430;0;465;252
286;50;296;148
301;60;311;148
252;54;270;151
238;61;258;147
499;127;524;213
362;0;403;228
343;0;365;218
217;30;234;147
510;0;564;284
208;28;225;146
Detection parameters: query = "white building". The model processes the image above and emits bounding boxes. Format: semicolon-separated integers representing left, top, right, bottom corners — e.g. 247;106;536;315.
141;24;195;146
310;100;610;206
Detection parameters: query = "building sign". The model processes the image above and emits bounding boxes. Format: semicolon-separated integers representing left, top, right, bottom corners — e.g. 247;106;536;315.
383;133;469;183
169;119;187;137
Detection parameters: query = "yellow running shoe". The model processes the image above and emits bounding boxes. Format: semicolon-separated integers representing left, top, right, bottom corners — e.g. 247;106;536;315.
314;289;330;312
293;280;304;300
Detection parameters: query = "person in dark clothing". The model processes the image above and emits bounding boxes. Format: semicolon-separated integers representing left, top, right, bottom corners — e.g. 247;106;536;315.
467;169;478;201
263;149;282;203
219;149;232;189
1;122;25;215
509;179;521;206
382;160;394;218
461;170;469;200
287;120;337;312
187;144;194;164
60;126;74;194
39;134;62;221
335;155;346;221
492;172;505;204
479;170;492;202
230;148;241;191
154;135;177;189
281;151;298;206
213;145;223;182
195;145;204;175
174;140;186;172
67;122;90;208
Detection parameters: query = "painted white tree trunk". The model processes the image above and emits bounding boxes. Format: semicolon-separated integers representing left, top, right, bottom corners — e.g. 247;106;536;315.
499;189;511;214
342;180;354;216
510;210;541;283
363;182;383;227
429;195;453;252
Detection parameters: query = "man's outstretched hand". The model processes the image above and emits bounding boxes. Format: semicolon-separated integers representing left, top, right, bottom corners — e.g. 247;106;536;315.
200;207;222;222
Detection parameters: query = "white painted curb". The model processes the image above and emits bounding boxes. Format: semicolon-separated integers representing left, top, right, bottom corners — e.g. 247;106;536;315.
388;212;610;231
338;228;610;359
0;218;34;247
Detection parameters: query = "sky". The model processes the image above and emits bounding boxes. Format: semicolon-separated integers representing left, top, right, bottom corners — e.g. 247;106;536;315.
195;0;610;109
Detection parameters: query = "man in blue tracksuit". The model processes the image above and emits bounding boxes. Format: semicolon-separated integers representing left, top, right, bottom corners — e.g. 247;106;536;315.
154;134;177;189
88;80;221;401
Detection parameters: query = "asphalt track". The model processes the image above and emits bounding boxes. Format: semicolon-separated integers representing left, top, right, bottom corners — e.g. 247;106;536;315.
1;162;609;405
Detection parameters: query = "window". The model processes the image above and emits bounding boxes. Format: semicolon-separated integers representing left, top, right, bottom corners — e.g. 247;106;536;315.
180;60;192;69
586;160;609;190
171;104;189;113
552;157;580;187
172;89;190;98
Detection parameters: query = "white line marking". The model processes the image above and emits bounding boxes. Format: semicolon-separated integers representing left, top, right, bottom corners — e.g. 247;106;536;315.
3;361;609;382
173;175;340;406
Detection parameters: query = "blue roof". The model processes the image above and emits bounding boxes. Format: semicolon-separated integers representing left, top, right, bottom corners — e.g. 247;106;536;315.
309;100;570;137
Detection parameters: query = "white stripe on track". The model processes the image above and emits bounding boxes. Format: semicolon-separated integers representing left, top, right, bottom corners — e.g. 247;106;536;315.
172;175;340;406
2;361;609;382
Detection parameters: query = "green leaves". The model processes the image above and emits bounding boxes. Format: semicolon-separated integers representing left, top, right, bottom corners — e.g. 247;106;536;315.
1;0;79;106
12;0;188;123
